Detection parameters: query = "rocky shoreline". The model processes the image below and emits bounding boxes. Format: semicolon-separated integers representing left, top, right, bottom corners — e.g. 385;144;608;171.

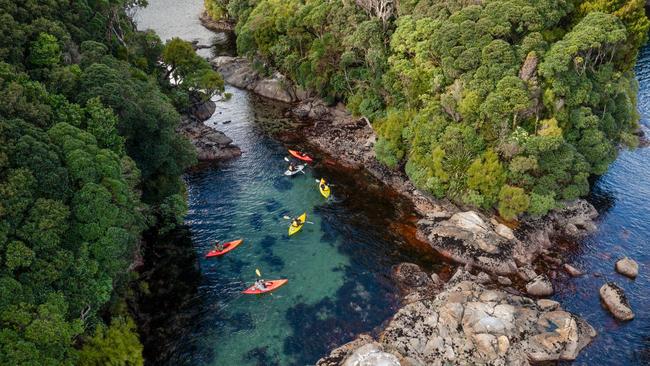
317;264;596;365
179;100;241;162
207;55;639;364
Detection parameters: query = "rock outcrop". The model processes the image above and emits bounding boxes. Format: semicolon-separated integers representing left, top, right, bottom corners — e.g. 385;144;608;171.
210;56;297;103
178;111;241;161
600;282;634;321
198;11;234;32
615;257;639;278
317;269;596;366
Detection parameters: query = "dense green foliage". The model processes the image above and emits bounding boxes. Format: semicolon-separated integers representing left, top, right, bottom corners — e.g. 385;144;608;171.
216;0;647;219
0;1;222;364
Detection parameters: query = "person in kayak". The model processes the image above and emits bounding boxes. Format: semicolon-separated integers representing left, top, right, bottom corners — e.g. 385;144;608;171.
254;279;267;291
214;241;225;252
288;162;296;172
291;217;303;227
320;178;328;191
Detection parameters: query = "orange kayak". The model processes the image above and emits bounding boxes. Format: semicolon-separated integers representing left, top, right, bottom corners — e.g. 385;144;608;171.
288;149;314;163
205;239;243;258
242;279;288;294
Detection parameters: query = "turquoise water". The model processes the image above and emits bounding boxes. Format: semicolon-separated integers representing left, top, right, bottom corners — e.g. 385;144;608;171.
153;87;436;366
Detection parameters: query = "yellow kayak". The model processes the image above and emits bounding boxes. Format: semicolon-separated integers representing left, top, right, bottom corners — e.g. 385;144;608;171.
288;213;307;236
319;178;331;199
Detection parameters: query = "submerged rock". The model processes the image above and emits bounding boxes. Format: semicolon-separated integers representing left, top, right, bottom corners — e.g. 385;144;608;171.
318;269;596;365
615;257;639;278
600;282;634;321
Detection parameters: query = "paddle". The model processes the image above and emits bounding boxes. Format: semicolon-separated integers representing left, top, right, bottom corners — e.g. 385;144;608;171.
314;179;335;186
282;215;315;224
254;268;273;295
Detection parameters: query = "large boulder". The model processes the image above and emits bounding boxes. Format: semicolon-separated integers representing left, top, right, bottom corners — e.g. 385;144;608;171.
600;282;634;321
318;270;595;365
210;56;258;89
177;116;241;161
189;99;216;122
615;257;639;278
210;57;296;103
417;211;519;275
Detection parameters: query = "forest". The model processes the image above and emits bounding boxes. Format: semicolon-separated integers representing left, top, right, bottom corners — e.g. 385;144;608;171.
205;0;649;219
0;0;222;364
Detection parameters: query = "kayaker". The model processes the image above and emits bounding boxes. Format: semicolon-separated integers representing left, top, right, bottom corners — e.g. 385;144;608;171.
214;241;225;252
288;162;296;172
320;179;328;191
254;279;267;291
291;217;302;227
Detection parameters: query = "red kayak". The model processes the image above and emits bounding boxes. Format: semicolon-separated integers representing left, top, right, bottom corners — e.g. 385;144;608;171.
205;239;243;258
242;279;288;294
288;149;314;163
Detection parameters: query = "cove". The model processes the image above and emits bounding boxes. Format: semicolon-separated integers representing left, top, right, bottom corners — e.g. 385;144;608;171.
134;1;650;365
135;2;442;365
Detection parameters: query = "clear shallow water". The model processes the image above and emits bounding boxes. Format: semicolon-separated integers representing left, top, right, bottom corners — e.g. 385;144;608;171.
168;87;438;366
552;44;650;365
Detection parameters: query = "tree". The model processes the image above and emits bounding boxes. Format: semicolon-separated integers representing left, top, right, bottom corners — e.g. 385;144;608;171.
498;185;530;220
78;317;144;366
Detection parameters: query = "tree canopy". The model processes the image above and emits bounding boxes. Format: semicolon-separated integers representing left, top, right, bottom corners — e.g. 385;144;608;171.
0;0;220;364
214;0;647;219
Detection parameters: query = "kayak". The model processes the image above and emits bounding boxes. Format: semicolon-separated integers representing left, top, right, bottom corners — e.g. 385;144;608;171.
284;164;305;176
288;149;314;163
205;239;243;258
288;213;307;236
318;178;331;199
242;279;288;294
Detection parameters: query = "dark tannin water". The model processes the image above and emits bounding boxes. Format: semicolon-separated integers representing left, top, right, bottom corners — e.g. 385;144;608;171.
552;44;650;365
136;2;650;365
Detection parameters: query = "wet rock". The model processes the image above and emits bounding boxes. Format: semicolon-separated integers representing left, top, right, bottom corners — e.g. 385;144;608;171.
536;299;560;311
316;269;595;365
392;263;441;302
526;275;554;297
393;263;432;289
177;116;241;161
600;282;634;321
564;263;583;277
615;257;639;278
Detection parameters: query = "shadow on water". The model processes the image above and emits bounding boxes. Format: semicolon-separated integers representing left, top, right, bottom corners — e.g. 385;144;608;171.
132;227;204;365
